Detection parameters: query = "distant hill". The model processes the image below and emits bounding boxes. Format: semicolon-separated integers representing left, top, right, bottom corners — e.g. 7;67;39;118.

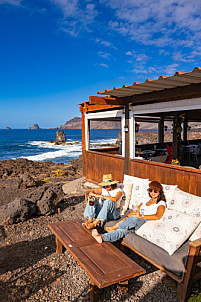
59;117;201;131
59;117;121;129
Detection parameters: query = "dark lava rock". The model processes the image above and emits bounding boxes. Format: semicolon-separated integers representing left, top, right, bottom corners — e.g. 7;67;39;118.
28;123;39;129
37;187;56;215
50;130;66;144
0;198;37;225
20;173;36;188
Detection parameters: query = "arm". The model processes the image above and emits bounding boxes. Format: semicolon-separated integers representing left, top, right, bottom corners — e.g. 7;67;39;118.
89;188;102;197
133;205;165;220
92;190;122;202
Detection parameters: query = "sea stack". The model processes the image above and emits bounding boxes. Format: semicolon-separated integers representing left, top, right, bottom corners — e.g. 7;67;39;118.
29;123;40;129
53;130;66;144
6;126;11;130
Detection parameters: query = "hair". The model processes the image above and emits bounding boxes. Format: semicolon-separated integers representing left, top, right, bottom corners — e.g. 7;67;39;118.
104;183;117;190
148;187;167;204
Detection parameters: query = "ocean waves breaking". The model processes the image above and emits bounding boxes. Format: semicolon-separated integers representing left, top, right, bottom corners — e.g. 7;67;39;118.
0;129;120;164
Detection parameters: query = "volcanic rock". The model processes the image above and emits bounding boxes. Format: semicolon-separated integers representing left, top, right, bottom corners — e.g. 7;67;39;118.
0;198;37;225
37;187;56;215
20;173;36;188
28;123;40;129
62;177;86;195
50;130;66;145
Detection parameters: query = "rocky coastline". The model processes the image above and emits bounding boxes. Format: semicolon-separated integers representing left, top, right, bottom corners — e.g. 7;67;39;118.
0;131;201;301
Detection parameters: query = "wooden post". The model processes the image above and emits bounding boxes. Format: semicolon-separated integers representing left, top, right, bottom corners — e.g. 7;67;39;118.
82;112;86;151
172;113;182;162
158;117;164;144
124;102;130;175
56;237;63;254
90;279;100;302
118;280;129;293
177;243;200;302
183;117;188;142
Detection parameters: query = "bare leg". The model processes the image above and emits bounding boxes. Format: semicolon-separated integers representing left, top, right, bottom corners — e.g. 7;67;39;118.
92;229;103;243
106;224;118;232
86;218;100;230
82;217;93;227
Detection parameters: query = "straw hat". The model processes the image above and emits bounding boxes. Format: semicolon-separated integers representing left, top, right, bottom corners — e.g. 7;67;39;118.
99;174;119;187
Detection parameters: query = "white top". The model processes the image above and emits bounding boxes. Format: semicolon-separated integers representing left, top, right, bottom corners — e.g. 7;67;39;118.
100;187;122;208
140;200;166;216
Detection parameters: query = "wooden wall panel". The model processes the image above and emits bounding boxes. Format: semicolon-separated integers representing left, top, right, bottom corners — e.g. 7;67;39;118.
83;151;201;197
129;159;201;197
83;151;124;183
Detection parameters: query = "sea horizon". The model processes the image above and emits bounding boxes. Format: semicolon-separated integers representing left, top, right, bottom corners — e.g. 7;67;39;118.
0;128;121;164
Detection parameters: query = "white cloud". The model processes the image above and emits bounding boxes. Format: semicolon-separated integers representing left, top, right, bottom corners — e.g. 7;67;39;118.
104;0;201;49
165;64;179;75
126;51;149;65
98;51;110;59
95;38;114;48
99;63;109;68
173;52;194;63
51;0;98;36
0;0;21;5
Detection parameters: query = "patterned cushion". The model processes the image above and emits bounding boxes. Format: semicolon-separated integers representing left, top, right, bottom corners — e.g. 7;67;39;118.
136;209;200;255
167;188;201;218
129;177;149;209
119;184;133;216
189;222;201;241
161;184;177;206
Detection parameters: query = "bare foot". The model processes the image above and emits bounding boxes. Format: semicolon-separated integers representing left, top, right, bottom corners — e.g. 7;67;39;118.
86;219;100;230
82;218;93;227
106;225;118;232
92;229;103;243
86;222;97;229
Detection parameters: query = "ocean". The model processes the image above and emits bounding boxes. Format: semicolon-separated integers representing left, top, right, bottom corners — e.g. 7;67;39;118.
0;129;120;164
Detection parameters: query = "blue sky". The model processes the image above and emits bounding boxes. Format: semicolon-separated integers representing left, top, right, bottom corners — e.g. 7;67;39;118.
0;0;201;128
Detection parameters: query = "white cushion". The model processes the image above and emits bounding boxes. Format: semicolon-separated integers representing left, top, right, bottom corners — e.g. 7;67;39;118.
119;184;133;216
167;188;201;218
129;177;149;209
136;209;200;255
189;222;201;241
161;184;177;206
123;174;138;184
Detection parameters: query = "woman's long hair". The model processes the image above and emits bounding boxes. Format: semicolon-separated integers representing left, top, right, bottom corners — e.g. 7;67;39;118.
148;187;167;204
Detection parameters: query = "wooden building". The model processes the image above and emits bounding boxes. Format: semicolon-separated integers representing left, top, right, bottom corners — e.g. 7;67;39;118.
79;67;201;196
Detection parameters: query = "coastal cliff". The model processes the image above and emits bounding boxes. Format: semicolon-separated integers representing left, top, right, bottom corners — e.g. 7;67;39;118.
59;117;121;129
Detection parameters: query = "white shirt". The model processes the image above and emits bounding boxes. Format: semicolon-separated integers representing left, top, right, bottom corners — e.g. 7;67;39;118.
100;187;122;208
140;200;166;216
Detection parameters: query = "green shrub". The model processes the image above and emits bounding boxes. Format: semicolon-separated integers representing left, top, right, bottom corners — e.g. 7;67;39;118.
53;169;66;177
188;293;201;302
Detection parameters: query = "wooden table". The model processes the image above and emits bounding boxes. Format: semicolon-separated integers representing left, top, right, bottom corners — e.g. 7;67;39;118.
48;220;146;301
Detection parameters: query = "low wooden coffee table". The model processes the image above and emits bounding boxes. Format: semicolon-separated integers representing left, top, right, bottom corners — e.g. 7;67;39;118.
48;220;146;301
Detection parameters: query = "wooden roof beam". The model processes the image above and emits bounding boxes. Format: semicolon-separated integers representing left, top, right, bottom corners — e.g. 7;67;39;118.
81;102;123;113
89;96;125;106
125;82;201;105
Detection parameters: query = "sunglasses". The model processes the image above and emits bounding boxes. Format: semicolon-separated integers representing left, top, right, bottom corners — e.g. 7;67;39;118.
148;189;159;193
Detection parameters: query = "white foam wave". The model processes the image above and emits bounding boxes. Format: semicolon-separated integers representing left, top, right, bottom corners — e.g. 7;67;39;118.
28;140;81;149
23;149;82;162
23;138;116;161
22;140;82;161
90;138;117;144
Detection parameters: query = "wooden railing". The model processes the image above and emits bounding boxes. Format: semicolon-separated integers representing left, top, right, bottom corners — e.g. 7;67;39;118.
82;150;125;183
129;158;201;196
83;150;201;196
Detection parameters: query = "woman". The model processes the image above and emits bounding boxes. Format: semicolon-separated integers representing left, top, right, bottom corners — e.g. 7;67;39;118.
92;180;166;243
83;174;123;229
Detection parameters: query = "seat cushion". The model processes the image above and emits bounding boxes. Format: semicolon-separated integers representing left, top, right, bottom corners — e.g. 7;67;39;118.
105;210;189;276
123;232;189;276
